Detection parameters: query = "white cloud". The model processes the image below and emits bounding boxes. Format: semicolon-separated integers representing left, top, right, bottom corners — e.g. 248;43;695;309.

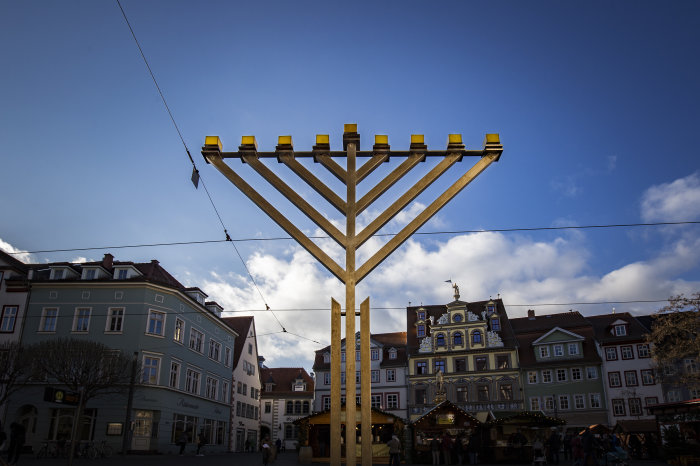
641;172;700;222
0;237;34;263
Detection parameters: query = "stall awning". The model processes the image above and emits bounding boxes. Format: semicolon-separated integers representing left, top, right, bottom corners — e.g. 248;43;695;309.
614;419;658;434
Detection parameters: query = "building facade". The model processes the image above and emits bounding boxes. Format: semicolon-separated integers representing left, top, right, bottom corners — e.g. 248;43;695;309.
222;316;262;452
5;254;238;454
260;367;314;450
406;291;523;422
588;313;664;426
312;331;408;420
511;310;608;430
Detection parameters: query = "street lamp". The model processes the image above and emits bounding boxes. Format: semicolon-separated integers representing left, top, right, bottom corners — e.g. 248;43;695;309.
202;125;503;466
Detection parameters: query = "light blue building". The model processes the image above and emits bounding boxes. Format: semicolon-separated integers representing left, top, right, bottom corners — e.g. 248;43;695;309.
6;254;238;454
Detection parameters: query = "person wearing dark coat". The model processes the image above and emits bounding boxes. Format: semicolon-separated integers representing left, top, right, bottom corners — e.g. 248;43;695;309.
548;430;561;465
7;422;26;465
581;428;599;466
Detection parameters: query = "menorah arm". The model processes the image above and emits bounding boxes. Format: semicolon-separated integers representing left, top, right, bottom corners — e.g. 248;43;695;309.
242;155;347;247
356;154;389;183
356;154;424;215
315;155;347;184
355;153;498;283
206;155;347;281
279;155;347;214
355;153;461;247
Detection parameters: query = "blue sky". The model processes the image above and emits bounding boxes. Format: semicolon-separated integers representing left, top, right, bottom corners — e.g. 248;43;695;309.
1;1;699;370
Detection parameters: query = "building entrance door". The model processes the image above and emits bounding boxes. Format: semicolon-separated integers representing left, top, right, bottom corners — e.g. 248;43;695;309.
235;428;245;452
131;410;153;451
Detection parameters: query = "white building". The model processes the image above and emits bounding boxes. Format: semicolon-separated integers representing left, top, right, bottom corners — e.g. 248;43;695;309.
312;332;408;420
588;313;664;428
260;367;314;450
222;316;261;452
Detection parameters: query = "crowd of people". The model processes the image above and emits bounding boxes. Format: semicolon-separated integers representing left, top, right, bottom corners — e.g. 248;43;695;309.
429;431;482;465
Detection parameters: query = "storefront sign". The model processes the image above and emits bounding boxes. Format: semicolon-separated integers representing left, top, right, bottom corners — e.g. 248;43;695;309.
436;413;455;425
44;387;79;405
177;398;199;410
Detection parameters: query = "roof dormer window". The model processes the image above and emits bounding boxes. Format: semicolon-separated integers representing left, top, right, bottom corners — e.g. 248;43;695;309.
85;269;96;280
491;316;501;332
323;352;330;363
417;310;426;321
265;383;273;392
388;348;397;360
52;269;64;280
614;324;627;336
487;301;496;314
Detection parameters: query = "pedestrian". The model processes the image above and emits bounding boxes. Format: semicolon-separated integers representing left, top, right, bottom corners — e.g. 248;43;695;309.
7;422;25;465
275;437;282;454
442;433;452;465
571;434;583;466
431;435;441;465
178;431;188;456
563;432;573;461
581;428;598;466
196;429;207;456
262;439;271;466
548;429;561;465
468;431;480;465
387;433;401;466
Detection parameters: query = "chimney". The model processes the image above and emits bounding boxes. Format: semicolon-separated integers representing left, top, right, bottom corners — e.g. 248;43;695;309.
527;309;536;320
102;253;114;269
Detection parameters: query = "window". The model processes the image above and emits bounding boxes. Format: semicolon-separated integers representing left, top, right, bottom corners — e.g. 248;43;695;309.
574;394;585;409
568;343;579;355
415;388;426;404
528;371;538;384
142;356;160;384
371;394;382;408
106;307;124;333
416;361;427;375
571;368;582;381
371;370;380;383
491;317;501;331
557;368;567;382
340;372;346;384
386;394;398;409
388;349;397;360
322;396;331;411
554;345;564;357
146;310;165;336
539;346;550;358
324;373;330;385
417;311;426;321
589;393;602;409
472;330;482;345
542;370;552;383
85;269;96;280
453;332;463;346
117;269;128;280
323;352;330;363
645;397;658;406
169;361;181;389
605;347;618;361
248;343;252;355
174;318;185;343
667;390;682;402
356;351;361;361
189;328;204;352
477;385;489;401
40;308;58;332
341;352;345;362
496;355;510;369
286;401;293;414
285;424;299;440
417;324;426;337
387;369;396;382
224;347;232;366
629;398;642;416
455;358;467;372
612;399;626;416
0;306;18;332
371;349;379;360
621;345;634;360
624;370;638;386
500;384;513;400
436;334;446;347
587;367;598;379
52;269;64;280
530;397;541;410
641;369;655;385
294;401;302;414
544;396;555;411
206;377;218;400
637;344;650;358
356;371;361;383
685;358;698;373
456;386;468;402
434;360;446;374
608;371;622;388
73;307;91;332
614;325;627;336
559;395;570;410
208;339;221;361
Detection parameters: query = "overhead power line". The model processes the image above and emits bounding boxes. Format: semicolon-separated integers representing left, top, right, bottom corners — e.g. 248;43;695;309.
7;220;699;255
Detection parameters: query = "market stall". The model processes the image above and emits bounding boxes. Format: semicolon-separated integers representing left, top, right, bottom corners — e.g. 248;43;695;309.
485;411;566;463
411;400;482;464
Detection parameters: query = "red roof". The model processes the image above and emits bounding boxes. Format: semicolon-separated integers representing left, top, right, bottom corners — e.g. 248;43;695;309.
260;367;314;396
221;316;255;369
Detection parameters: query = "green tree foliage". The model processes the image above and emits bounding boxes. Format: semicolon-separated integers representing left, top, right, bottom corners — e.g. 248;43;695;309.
646;293;700;388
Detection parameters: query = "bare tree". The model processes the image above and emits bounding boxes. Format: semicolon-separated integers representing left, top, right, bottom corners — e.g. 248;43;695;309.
645;293;700;388
27;338;135;465
0;341;29;406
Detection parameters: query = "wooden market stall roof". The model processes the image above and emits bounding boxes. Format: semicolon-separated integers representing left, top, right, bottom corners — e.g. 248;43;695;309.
294;405;404;426
486;410;566;427
412;400;481;428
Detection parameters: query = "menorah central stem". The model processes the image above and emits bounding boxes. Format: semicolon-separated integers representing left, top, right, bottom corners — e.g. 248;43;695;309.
345;142;357;465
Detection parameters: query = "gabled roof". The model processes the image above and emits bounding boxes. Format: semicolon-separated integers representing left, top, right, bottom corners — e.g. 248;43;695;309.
221;316;255;369
0;249;29;273
260;367;314;396
411;399;481;427
531;326;585;345
312;331;407;371
586;312;648;343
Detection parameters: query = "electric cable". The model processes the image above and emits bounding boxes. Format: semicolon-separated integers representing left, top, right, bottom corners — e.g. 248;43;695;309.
7;220;699;255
